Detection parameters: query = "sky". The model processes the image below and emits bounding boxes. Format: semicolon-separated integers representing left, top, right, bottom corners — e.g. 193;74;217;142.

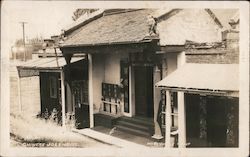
1;1;88;50
0;1;241;54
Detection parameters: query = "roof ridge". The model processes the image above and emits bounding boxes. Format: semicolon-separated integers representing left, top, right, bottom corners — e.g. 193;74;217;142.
63;9;105;35
103;9;145;16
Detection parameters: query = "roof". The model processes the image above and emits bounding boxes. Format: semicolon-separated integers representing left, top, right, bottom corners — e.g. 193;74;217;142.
61;9;238;48
63;9;105;34
61;9;156;47
17;57;85;70
156;63;239;92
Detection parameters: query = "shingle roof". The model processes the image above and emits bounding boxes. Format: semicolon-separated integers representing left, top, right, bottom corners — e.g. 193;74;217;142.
156;63;239;92
61;9;238;48
61;9;156;47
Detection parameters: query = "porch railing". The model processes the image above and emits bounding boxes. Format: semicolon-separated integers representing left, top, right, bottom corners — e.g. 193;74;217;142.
100;100;121;117
100;83;121;117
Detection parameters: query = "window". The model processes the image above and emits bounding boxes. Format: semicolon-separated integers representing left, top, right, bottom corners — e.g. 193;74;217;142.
171;92;178;128
161;91;178;129
72;80;88;105
120;59;129;113
49;76;57;98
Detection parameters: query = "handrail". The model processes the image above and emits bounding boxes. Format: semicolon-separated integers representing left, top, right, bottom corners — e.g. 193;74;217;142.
102;100;120;106
101;100;121;116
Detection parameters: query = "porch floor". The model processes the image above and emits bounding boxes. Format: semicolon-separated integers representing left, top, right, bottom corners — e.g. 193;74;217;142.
92;126;164;147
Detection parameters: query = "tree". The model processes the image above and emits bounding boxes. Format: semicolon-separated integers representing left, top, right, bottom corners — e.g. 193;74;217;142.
15;39;24;46
72;9;98;21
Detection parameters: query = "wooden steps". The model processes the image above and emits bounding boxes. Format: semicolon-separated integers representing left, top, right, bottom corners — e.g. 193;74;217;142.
115;116;154;137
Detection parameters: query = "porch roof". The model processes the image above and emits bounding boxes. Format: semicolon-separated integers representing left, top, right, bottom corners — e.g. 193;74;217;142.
17;57;85;77
17;57;84;70
156;63;239;92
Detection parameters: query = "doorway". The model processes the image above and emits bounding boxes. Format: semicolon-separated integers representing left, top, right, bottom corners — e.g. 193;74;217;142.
134;66;154;118
40;72;61;123
206;96;228;147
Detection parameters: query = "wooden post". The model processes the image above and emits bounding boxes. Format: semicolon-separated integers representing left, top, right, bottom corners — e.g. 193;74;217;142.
165;90;171;148
88;54;94;128
60;71;66;128
178;91;186;148
152;66;163;140
128;65;134;117
17;74;22;113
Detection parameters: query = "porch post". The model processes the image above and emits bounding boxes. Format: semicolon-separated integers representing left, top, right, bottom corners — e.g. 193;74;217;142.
60;71;66;128
178;91;186;148
88;54;94;128
165;90;171;148
152;66;163;139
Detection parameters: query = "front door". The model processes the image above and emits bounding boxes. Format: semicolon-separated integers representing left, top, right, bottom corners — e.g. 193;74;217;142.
72;80;89;129
134;66;154;117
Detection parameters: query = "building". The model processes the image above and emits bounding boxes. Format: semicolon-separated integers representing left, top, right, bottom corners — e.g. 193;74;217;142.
16;39;86;128
58;8;239;147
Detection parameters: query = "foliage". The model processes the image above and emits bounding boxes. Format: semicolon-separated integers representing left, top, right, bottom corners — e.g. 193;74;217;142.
10;109;109;147
15;39;24;46
72;9;98;21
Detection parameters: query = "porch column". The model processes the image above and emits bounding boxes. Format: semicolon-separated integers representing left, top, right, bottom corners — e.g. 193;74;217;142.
60;71;66;128
165;90;171;148
88;54;94;128
177;91;186;148
152;66;163;139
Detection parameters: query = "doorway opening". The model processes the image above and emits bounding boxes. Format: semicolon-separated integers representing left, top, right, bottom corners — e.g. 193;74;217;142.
134;66;154;118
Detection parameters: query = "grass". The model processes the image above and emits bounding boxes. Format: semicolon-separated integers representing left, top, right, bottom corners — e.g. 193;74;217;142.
10;112;104;147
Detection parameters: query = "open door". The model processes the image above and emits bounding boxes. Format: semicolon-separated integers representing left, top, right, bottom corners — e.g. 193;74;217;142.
134;66;154;118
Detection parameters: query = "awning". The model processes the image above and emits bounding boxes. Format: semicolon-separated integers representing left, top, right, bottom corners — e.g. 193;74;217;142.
156;63;239;93
17;57;85;77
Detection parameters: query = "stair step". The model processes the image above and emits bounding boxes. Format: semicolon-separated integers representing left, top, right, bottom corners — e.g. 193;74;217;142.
118;116;154;127
116;120;149;132
115;125;151;137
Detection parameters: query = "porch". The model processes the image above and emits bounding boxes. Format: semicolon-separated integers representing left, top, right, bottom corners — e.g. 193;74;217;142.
156;63;239;148
61;41;182;145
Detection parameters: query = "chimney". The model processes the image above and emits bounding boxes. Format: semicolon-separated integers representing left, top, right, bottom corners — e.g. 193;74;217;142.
222;30;239;49
221;12;239;49
42;42;48;58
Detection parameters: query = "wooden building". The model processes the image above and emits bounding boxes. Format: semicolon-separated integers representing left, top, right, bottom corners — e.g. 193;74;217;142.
17;48;86;128
59;9;239;147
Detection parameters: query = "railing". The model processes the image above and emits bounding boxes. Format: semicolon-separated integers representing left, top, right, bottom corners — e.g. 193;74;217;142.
100;100;121;117
100;82;122;117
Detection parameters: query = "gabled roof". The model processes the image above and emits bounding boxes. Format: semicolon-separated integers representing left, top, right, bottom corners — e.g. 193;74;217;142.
60;9;238;48
61;9;157;47
63;9;105;35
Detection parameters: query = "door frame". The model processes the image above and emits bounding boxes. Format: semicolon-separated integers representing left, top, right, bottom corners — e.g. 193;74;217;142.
129;64;154;118
123;65;133;117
